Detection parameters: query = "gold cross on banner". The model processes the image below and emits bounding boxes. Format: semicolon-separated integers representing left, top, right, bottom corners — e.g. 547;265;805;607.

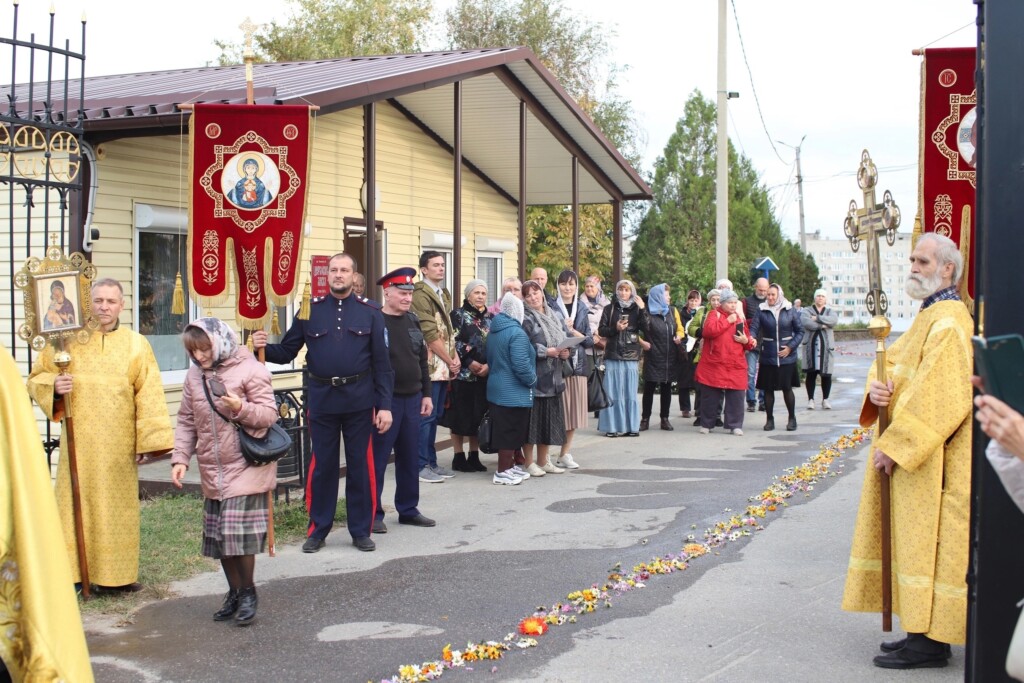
843;149;901;317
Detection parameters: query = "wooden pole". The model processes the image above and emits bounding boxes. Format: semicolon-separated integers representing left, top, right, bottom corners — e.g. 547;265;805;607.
868;315;893;631
53;351;90;598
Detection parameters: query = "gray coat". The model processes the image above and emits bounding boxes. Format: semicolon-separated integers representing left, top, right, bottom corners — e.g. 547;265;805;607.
800;305;838;374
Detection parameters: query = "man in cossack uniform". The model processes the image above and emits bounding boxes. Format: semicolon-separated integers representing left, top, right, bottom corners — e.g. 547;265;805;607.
370;268;437;537
253;253;393;553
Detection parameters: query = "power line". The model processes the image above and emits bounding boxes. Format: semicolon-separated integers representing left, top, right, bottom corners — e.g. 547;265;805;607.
730;0;787;165
917;21;975;51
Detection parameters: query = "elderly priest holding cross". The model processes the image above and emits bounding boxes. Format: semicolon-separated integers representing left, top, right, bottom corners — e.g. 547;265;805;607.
840;151;973;670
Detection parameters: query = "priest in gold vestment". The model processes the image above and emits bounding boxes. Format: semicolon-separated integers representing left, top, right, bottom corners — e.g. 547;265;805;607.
26;279;172;591
2;345;93;682
842;234;973;670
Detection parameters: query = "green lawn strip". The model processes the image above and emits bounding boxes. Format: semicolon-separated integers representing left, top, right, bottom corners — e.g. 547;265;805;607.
80;493;345;621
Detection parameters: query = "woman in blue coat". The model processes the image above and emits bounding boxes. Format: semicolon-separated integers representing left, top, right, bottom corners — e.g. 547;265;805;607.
485;293;537;485
749;283;804;432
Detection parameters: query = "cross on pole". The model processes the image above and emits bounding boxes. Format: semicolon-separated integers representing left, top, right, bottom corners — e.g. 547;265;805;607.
843;149;901;317
240;17;258;105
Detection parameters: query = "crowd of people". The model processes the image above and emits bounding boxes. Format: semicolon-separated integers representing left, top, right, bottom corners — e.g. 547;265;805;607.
12;234;1009;673
13;255;844;629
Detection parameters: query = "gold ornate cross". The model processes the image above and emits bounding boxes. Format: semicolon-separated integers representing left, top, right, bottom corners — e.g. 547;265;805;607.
843;149;901;317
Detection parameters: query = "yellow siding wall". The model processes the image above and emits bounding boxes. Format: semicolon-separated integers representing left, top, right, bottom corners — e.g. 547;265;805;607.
3;100;519;427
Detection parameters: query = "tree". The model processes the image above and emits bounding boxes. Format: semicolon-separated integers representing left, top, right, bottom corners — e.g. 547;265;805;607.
216;0;433;64
444;0;645;282
629;90;820;299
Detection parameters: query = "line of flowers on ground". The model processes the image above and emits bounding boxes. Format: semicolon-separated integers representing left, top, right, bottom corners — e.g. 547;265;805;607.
378;427;870;683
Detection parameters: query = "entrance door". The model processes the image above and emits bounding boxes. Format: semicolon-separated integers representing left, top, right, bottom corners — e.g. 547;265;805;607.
343;218;386;301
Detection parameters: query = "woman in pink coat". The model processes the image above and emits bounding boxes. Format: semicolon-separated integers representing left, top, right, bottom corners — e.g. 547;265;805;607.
693;289;756;435
170;317;278;626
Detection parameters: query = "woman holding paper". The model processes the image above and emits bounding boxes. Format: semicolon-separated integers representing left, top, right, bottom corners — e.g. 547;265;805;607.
520;280;571;476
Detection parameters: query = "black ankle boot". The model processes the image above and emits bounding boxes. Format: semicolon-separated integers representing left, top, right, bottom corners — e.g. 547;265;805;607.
234;586;258;626
466;450;487;472
213;588;239;621
452;452;468;472
639;418;649;432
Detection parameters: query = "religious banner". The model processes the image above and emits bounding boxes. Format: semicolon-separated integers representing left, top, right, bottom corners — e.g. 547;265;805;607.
915;47;976;305
188;104;312;327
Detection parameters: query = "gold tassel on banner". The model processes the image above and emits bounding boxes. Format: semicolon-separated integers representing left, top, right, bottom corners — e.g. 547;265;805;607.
246;334;255;353
171;272;186;315
271;309;281;335
297;279;311;320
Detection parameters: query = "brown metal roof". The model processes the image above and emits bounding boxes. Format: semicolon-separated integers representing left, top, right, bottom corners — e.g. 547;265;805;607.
2;47;651;202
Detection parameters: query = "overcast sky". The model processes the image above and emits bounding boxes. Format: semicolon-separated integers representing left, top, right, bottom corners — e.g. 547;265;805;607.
13;0;977;243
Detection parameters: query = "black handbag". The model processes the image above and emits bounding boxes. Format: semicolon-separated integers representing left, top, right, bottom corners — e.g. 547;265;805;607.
202;376;292;467
477;411;496;454
587;353;612;412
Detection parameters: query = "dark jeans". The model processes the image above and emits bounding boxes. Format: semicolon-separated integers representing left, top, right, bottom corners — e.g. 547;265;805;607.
642;381;672;419
805;370;832;399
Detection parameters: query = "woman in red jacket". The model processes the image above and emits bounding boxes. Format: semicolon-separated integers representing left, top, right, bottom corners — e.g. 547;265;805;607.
694;289;756;435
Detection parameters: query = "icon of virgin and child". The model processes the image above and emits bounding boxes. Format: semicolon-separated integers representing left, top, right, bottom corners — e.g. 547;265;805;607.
43;278;76;330
223;152;280;210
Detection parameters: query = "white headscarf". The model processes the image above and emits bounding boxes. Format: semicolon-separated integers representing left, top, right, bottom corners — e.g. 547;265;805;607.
500;291;524;323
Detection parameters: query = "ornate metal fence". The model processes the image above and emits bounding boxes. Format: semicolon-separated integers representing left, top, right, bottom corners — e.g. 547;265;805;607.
1;6;87;464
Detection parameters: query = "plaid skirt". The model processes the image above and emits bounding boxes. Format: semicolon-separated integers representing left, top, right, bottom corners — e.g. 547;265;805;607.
202;493;269;559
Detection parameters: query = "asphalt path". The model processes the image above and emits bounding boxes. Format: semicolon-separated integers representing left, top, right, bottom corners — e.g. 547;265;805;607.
85;340;965;682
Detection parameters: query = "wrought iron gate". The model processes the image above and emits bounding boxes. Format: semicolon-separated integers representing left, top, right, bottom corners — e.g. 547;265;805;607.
1;5;87;463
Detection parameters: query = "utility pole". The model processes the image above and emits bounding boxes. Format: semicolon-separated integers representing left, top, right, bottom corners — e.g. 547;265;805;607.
778;135;808;251
715;0;729;281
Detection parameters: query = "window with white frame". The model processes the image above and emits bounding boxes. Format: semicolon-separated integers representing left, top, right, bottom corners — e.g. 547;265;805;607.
136;204;193;376
476;252;503;306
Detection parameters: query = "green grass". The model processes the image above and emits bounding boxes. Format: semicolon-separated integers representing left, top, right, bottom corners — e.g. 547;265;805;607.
80;492;346;621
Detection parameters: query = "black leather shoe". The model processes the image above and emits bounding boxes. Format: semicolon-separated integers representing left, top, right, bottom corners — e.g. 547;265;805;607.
353;536;376;552
234;586;257;626
372;518;388;534
873;648;949;669
786;417;798;431
213;589;239;621
639;418;649;432
746;401;756;413
880;636;952;656
758;402;766;412
660;418;674;431
452;452;469;472
764;418;775;431
625;431;640;437
399;514;437;527
302;537;325;553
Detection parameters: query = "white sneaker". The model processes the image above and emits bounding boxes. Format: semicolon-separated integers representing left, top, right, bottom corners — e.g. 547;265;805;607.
732;428;744;436
699;427;710;434
807;400;816;410
492;469;523;485
541;462;565;474
511;464;530;480
822;399;832;410
526;463;546;477
556;453;580;469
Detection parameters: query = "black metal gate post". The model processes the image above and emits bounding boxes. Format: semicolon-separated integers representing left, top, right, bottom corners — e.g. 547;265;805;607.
969;1;1024;680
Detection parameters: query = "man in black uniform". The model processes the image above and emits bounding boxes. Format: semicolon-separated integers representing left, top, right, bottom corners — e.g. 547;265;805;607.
253;253;393;553
371;268;437;535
